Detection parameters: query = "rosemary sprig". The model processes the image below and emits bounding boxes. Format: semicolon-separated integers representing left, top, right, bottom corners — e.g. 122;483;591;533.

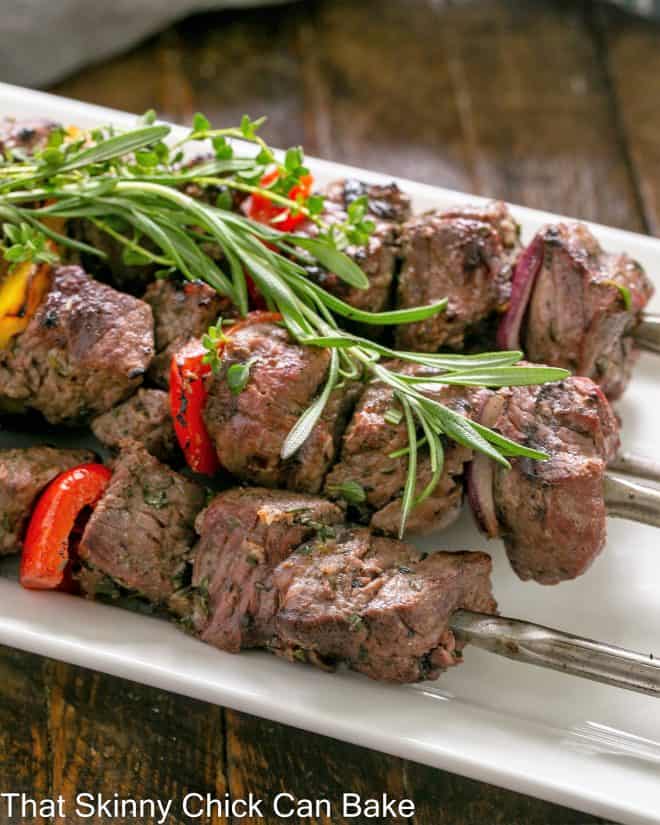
0;114;570;536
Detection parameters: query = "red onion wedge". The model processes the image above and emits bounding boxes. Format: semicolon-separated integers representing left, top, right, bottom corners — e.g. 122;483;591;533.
466;393;505;538
496;234;544;350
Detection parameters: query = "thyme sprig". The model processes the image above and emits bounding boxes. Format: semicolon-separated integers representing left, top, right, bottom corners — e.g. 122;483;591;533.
0;114;569;536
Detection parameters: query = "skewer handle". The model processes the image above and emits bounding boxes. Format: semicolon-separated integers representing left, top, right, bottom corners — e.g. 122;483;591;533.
450;610;660;697
634;312;660;354
609;450;660;484
604;472;660;528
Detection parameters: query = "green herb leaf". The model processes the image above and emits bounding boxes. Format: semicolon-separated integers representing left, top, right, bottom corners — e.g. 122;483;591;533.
226;361;253;395
384;407;403;426
328;480;367;505
192;112;211;133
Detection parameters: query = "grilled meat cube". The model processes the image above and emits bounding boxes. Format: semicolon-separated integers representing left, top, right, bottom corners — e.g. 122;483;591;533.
190;489;496;683
273;528;497;683
301;178;411;315
0;265;154;424
324;178;412;224
142;279;234;388
486;376;620;584
0;446;94;555
203;321;361;493
395;201;519;352
0;117;60;157
192;487;344;651
78;443;204;608
91;389;178;463
524;223;654;399
325;365;484;535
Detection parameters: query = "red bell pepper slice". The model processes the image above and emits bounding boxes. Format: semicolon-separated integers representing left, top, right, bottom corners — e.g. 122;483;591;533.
20;463;113;591
170;312;283;476
170;338;219;476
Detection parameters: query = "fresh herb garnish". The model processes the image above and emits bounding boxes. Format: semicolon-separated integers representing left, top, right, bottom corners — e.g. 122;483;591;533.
226;360;254;395
328;480;367;505
0;113;570;537
201;321;227;374
2;222;59;268
603;279;633;311
384;407;403;426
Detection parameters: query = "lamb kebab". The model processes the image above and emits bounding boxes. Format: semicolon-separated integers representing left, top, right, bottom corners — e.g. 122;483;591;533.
5;443;660;696
183;315;660;586
5;114;657;407
3;114;660;586
0;262;154;424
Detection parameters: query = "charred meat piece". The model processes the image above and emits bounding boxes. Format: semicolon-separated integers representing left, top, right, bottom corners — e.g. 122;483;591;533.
0;265;154;424
301;178;412;315
274;528;497;682
325;364;484;535
480;376;620;584
324;178;412;224
395;201;519;352
192;487;344;651
0;117;60;157
189;488;496;682
524;223;654;400
0;446;95;555
203;321;361;493
142;279;234;388
91;389;178;463
78;443;204;609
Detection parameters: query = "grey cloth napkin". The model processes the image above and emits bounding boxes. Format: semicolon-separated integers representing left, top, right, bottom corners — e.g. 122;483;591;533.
0;0;296;88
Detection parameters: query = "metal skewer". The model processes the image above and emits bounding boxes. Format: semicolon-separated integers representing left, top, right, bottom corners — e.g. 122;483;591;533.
603;473;660;528
633;313;660;355
609;451;660;485
451;610;660;697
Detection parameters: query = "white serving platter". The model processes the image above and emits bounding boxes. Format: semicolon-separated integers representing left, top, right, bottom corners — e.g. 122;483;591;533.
2;82;660;825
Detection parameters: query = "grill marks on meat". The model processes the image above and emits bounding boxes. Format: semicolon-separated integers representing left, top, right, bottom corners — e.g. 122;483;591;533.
192;488;344;652
303;179;412;315
191;487;497;683
0;265;154;424
142;279;234;388
524;223;654;400
274;529;496;682
396;201;519;352
78;443;204;607
325;365;482;535
0;447;94;555
203;322;361;493
487;376;620;584
91;389;178;463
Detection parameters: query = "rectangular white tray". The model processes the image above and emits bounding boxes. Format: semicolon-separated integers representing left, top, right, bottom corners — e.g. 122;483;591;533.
2;83;660;825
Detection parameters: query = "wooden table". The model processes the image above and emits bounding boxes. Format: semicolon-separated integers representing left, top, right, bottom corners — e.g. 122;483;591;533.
2;0;658;821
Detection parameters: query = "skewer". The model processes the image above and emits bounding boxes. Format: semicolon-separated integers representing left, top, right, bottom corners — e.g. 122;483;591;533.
633;313;660;355
450;610;660;697
603;473;660;528
609;450;660;484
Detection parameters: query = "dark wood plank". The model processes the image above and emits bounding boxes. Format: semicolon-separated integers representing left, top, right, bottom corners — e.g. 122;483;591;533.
174;7;308;147
303;0;643;231
225;709;409;825
0;647;50;825
595;5;660;234
50;30;195;124
46;659;229;825
403;761;616;825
